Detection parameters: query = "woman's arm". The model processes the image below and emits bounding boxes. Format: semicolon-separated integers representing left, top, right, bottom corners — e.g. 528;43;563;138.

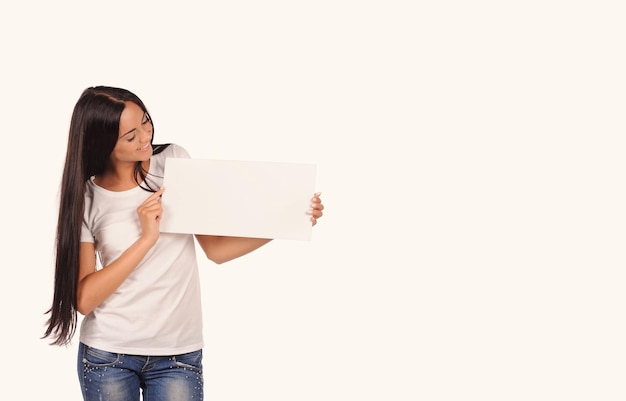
76;237;157;315
195;192;324;264
76;188;165;315
194;235;272;264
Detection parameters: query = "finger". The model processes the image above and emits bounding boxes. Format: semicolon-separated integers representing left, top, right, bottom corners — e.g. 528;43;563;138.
141;203;163;213
145;188;165;202
307;209;323;218
140;210;162;223
140;189;165;207
138;201;163;215
141;198;163;209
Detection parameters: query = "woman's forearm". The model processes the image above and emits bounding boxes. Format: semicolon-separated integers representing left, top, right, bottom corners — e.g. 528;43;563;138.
76;238;155;315
194;235;272;264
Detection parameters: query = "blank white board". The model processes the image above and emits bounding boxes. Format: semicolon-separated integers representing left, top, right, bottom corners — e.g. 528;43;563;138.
160;158;317;240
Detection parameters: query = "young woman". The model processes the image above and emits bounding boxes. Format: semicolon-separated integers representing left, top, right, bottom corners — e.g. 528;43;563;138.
43;86;324;401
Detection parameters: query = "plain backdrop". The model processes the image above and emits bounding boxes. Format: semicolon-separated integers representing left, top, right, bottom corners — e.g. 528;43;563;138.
1;1;625;400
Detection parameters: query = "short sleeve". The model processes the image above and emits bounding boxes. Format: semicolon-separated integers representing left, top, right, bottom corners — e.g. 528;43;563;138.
169;143;191;159
81;219;95;243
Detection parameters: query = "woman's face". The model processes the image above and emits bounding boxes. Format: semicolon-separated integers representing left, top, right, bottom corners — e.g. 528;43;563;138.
109;101;153;166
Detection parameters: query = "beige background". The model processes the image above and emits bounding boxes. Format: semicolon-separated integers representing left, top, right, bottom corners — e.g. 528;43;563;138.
1;1;624;400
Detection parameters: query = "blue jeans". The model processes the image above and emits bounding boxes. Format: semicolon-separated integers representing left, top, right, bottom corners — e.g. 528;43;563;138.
77;342;203;401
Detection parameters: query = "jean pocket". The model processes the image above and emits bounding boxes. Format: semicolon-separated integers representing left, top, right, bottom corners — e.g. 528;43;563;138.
172;349;203;371
83;346;121;367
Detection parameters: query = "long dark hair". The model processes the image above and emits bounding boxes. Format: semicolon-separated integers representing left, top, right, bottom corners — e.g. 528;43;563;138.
43;86;169;345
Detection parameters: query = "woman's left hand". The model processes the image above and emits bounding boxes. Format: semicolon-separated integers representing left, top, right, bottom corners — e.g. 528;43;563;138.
308;192;324;226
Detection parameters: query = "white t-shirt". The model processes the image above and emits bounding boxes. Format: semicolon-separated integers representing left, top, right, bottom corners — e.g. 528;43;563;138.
79;143;204;355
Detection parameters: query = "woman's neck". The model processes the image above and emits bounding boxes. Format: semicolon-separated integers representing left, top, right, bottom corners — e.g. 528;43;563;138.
94;160;149;191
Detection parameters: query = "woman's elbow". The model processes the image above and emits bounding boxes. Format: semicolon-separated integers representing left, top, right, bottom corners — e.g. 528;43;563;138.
202;250;230;265
76;292;95;316
76;303;93;316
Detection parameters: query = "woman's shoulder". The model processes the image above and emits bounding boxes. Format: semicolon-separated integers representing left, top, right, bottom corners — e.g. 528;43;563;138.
153;143;191;159
149;143;190;176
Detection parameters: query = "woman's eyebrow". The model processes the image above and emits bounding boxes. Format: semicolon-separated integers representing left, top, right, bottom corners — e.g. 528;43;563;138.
120;113;146;138
120;128;136;138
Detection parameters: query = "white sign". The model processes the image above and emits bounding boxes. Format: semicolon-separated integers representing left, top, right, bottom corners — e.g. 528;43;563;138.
160;158;317;240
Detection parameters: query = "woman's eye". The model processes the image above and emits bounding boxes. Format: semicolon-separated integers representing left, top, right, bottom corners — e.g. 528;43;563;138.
126;135;136;142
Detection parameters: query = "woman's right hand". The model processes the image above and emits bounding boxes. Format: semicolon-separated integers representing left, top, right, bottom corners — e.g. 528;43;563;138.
137;187;165;245
77;187;167;316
